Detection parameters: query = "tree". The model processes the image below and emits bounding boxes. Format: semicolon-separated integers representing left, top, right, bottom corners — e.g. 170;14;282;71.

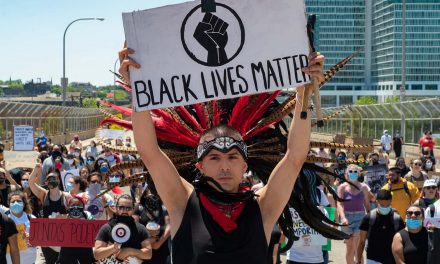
385;96;400;103
50;85;62;95
354;96;377;105
82;98;98;108
114;90;128;100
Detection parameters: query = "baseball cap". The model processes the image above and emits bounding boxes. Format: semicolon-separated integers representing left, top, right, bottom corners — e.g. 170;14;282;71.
423;179;437;188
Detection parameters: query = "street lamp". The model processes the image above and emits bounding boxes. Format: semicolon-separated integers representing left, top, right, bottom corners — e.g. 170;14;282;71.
400;0;406;141
62;17;104;106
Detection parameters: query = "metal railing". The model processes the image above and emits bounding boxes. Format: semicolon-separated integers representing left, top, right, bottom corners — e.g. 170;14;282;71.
311;97;440;145
0;101;107;140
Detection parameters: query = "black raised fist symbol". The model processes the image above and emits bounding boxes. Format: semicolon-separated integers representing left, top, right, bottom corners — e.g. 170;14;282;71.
193;13;229;66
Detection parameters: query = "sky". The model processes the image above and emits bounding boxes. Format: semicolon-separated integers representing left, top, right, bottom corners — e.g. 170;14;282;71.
0;0;187;86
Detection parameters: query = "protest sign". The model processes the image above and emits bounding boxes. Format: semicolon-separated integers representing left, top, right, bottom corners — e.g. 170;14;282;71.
61;169;80;191
364;164;388;195
3;151;39;169
29;218;107;247
425;217;440;229
13;126;34;151
100;129;126;140
123;0;310;111
289;207;327;247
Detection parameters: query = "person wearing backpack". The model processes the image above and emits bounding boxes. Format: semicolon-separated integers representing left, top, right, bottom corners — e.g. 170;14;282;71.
424;192;440;264
356;189;405;264
381;167;419;219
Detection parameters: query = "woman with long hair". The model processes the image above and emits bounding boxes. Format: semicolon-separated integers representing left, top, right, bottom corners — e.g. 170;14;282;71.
414;179;438;210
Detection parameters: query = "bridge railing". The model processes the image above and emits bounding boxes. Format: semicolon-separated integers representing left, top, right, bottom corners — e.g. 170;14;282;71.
309;97;440;145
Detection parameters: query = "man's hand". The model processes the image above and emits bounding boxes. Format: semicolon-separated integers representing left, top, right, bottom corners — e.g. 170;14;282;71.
116;247;134;260
301;52;325;84
118;41;141;84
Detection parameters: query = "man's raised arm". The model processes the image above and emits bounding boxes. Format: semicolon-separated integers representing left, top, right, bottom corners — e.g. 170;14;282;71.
256;52;324;234
120;46;193;217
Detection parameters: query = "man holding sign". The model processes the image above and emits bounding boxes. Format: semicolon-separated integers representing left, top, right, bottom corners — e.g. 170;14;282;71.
119;1;324;263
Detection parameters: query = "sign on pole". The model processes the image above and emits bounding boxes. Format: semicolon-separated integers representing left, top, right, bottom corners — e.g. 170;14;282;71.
13;126;34;151
123;0;310;111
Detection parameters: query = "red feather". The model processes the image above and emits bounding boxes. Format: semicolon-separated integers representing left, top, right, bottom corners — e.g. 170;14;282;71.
228;95;251;128
244;91;281;131
103;102;132;116
212;100;220;126
100;118;133;130
193;103;209;129
175;106;204;133
233;93;270;134
116;81;132;93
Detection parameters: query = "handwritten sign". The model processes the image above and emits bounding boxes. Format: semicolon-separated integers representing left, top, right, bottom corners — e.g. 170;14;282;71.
100;129;126;140
3;151;39;169
13;126;34;151
29;218;107;247
123;0;310;110
289;207;327;247
424;217;440;228
61;169;80;191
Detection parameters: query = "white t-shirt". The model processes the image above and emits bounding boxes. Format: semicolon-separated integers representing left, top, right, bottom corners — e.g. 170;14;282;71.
8;212;35;233
381;135;392;151
80;192;115;220
425;200;440;218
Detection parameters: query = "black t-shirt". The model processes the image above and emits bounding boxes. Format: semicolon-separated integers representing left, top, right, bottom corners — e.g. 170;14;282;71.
400;228;428;264
0;186;10;207
393;137;403;149
359;212;405;264
96;221;150;263
267;225;282;264
0;213;18;263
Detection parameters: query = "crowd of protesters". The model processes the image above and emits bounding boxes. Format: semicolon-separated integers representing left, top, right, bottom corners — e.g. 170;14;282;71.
0;128;437;264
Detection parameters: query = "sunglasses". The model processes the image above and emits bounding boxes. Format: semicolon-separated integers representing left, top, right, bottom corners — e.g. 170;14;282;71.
90;180;100;184
117;206;133;211
21;179;29;182
406;211;422;217
348;170;359;173
425;186;437;190
413;163;422;166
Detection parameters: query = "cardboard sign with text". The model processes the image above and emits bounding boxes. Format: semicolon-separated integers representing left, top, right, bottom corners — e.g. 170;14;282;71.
3;151;39;169
289;207;327;247
364;164;388;195
13;126;34;151
100;129;126;140
29;219;107;247
123;0;310;110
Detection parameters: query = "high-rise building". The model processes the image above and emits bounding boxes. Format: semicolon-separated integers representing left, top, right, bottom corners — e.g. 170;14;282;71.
306;0;440;107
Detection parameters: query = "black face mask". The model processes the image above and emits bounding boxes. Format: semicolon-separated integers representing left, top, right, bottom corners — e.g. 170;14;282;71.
47;180;59;189
0;179;5;184
51;151;62;159
68;206;84;219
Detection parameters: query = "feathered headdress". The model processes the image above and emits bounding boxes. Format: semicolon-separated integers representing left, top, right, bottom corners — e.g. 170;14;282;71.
99;52;373;251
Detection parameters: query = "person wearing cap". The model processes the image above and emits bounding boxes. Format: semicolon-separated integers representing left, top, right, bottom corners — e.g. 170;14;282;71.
380;130;393;155
415;179;438;210
425;180;440;264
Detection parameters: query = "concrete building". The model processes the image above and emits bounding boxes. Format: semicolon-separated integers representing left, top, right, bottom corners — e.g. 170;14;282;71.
306;0;440;106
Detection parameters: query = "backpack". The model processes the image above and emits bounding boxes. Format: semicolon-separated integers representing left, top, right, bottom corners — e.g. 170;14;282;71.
367;208;401;238
387;182;411;200
429;204;435;218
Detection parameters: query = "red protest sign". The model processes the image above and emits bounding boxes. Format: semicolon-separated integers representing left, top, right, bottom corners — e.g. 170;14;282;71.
29;218;107;247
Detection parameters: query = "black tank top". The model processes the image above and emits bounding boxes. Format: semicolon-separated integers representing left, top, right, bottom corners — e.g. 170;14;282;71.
399;228;428;264
42;191;67;218
172;191;268;264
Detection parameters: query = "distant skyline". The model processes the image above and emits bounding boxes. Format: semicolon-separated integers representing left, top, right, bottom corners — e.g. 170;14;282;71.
0;0;186;86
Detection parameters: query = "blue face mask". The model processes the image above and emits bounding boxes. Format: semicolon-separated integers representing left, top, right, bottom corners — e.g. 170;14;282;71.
406;219;422;230
378;206;392;215
65;182;74;192
348;172;358;181
86;160;94;165
10;201;24;214
336;156;346;161
109;176;121;183
100;165;109;173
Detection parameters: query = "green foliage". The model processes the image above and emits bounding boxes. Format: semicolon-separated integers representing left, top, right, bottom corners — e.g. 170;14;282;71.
50;85;62;95
82;98;98;108
385;96;400;103
97;90;107;99
67;85;76;92
114;90;128;100
354;96;377;105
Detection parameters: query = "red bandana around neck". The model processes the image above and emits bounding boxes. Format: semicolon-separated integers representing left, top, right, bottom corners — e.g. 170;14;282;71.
199;186;250;233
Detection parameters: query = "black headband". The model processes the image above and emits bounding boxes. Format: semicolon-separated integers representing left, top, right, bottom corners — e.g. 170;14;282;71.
197;136;248;161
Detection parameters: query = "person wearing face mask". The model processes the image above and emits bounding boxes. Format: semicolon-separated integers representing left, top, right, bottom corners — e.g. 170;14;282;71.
422;156;436;174
133;189;171;264
6;191;36;263
70;134;83;153
395;157;410;176
86;140;98;159
29;162;71;264
85;156;96;173
405;159;428;190
41;145;70;185
425;185;440;264
73;147;85;166
0;162;21;207
393;130;404;158
382;167;419;219
419;130;436;156
337;165;371;264
392;205;428;264
55;196;95;264
78;172;114;220
20;172;41;218
356;190;405;264
381;130;393;155
414;179;439;210
100;148;120;167
65;176;87;196
65;153;78;170
79;165;91;181
95;194;152;263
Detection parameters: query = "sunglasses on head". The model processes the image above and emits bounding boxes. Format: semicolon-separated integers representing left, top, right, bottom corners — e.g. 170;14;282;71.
406;211;422;217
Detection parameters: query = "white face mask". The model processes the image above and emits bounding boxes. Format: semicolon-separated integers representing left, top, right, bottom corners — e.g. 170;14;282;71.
67;159;74;165
426;161;433;169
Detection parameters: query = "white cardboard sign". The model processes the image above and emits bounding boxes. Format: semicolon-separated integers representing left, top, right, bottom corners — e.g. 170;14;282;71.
99;129;126;140
123;0;310;111
3;151;39;169
289;207;327;247
13;126;34;151
61;169;80;191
